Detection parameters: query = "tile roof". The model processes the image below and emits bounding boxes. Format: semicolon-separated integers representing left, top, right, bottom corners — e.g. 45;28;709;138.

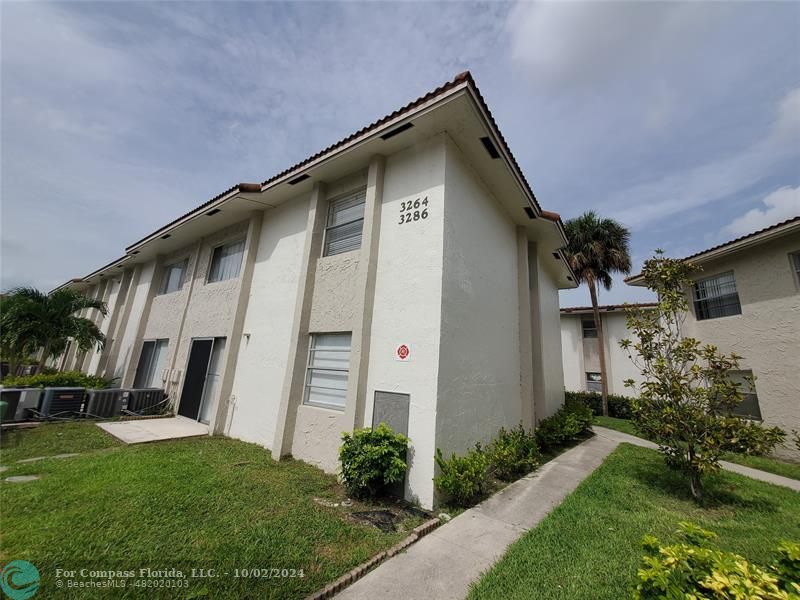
625;216;800;283
126;71;549;251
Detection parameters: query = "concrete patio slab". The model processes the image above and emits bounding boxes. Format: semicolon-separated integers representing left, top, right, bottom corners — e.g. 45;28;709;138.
336;435;619;600
97;417;209;444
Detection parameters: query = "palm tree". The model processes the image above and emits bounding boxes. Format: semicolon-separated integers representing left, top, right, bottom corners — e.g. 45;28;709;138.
0;287;108;372
563;212;632;416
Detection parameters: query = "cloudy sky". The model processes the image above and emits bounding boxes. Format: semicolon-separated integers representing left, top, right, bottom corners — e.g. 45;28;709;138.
2;1;798;307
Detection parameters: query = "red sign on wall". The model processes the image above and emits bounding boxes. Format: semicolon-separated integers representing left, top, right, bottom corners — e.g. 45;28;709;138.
395;344;411;361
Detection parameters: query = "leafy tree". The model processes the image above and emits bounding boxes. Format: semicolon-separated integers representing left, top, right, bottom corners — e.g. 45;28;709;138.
621;252;785;501
564;211;632;416
0;287;107;372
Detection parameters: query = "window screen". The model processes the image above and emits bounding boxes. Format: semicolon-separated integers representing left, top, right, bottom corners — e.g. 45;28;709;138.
324;189;366;256
133;339;169;388
791;251;800;287
586;372;602;393
693;271;741;320
159;259;187;295
582;318;598;338
728;370;761;420
304;333;352;410
208;240;245;283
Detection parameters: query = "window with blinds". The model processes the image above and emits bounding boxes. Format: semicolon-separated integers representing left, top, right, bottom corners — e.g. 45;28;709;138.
304;333;352;410
582;318;597;338
159;259;188;295
586;372;602;393
323;188;366;256
208;239;245;283
693;271;741;320
791;251;800;288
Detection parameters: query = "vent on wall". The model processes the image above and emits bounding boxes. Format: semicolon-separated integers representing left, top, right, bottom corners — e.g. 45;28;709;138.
480;136;500;159
380;122;414;140
206;208;221;216
523;206;535;219
288;173;310;185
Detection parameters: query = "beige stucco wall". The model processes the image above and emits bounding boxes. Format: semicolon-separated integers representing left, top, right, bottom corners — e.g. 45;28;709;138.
363;135;447;508
227;199;309;447
682;233;800;459
435;137;522;460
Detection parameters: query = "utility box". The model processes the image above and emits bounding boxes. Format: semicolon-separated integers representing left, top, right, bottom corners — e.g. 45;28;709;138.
85;389;125;419
39;387;86;418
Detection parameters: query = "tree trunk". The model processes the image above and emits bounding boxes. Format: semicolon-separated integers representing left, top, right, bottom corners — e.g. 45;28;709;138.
689;469;703;501
589;282;609;416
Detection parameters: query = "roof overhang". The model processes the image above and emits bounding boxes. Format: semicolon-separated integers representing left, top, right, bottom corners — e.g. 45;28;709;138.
626;217;800;287
58;72;576;290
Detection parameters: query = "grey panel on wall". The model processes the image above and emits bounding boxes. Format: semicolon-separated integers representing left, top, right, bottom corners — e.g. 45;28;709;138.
372;391;410;436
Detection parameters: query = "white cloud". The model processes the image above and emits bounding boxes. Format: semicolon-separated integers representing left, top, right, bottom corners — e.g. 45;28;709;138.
723;186;800;237
600;86;800;229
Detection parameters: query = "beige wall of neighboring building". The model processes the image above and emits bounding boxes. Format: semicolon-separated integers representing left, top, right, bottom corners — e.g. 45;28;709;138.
680;233;800;459
560;310;646;397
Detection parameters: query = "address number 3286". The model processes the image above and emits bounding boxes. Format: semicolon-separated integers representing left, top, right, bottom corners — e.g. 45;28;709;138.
399;196;429;225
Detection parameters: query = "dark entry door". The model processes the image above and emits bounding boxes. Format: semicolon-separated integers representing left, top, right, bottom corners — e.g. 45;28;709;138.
178;339;213;419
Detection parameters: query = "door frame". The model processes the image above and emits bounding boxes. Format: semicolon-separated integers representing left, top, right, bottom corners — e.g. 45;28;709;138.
179;337;215;422
197;337;227;425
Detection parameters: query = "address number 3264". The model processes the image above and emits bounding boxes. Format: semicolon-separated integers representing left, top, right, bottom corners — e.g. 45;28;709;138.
399;196;429;225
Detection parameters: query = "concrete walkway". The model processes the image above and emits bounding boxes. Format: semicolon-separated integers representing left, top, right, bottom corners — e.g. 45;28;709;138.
97;417;208;444
593;426;800;492
336;434;619;600
336;427;799;600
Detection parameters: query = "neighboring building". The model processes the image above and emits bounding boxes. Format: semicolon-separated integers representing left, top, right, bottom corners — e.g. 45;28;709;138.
53;72;576;508
560;303;656;397
627;216;800;459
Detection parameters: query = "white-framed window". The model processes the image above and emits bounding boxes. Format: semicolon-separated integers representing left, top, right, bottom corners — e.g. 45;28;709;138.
304;333;352;410
323;188;366;256
586;372;602;393
582;318;598;338
728;370;761;420
133;339;169;389
159;259;188;295
692;271;741;320
790;251;800;289
207;239;245;283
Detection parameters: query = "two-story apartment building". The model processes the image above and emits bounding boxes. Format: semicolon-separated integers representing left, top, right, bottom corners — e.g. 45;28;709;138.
627;216;800;459
560;303;656;396
54;72;576;507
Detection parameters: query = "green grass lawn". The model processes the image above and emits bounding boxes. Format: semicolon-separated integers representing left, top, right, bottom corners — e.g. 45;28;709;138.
469;443;800;600
0;422;420;599
593;415;800;481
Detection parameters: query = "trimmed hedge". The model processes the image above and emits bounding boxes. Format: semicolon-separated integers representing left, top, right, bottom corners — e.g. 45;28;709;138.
1;370;115;390
565;390;635;419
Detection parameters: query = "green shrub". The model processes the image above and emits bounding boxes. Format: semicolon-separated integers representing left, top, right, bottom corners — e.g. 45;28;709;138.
535;401;593;451
434;444;490;507
564;390;635;419
634;522;799;599
719;417;786;456
2;370;114;389
488;424;540;481
339;423;409;499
